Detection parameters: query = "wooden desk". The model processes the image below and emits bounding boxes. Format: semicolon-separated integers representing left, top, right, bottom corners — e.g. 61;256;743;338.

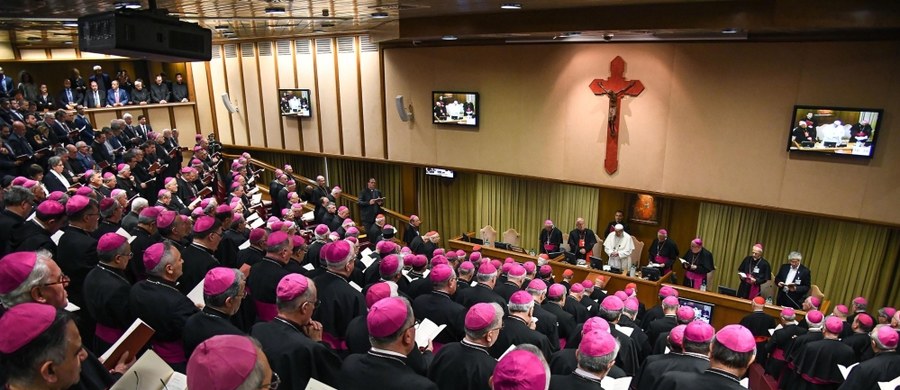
448;237;564;264
665;284;804;330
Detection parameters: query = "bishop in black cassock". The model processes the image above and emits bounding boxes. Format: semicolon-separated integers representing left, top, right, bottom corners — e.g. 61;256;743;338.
839;325;900;390
427;302;503;390
182;268;246;359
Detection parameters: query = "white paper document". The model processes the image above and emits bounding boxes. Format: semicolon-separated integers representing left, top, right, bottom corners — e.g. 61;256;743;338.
738;272;748;279
116;228;137;243
306;378;337;390
64;301;80;312
51;230;65;245
839;362;860;379
360;255;378;269
303;263;315;271
249;218;265;229
251;193;262;204
302;211;314;222
615;324;634;337
415;318;447;347
498;344;517;361
238;240;251;250
110;350;186;390
246;212;260;223
348;281;363;292
187;280;205;307
361;247;374;258
878;376;900;390
601;376;632;390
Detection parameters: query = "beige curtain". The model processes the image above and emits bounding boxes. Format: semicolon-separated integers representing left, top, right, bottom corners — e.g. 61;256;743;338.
697;202;900;308
418;168;600;251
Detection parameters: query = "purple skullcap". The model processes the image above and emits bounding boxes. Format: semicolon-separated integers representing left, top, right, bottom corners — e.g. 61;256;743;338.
624;287;635;296
882;307;897;318
491;259;502;270
406;254;426;269
504;257;515;264
157;189;170;198
548;283;566;299
465;303;498;331
270;221;284;232
684;320;715;343
539;265;552;276
781;307;796;318
459;261;475;272
692;238;703;247
677;306;696;322
523;261;535;273
0;303;57;354
143;242;166;270
583;317;611;334
716;325;756;353
809;296;821;307
323;240;353;264
825;317;842;335
508;264;526;278
191;158;202;166
283;164;291;170
581;280;594;289
103;172;115;180
186;335;258;390
835;305;849;315
376;240;396;255
456;249;466;258
191;207;205;218
266;231;290;248
345;226;359;236
241;152;251;159
291;202;304;210
470;252;482;262
345;236;359;245
659;285;678;298
601;296;624;311
75;186;93;197
342;218;353;226
200;199;214;209
669;325;687;347
663;296;679;307
163;177;175;185
445;251;458;260
230;182;241;190
501;262;512;274
430;264;453;283
99;198;116;212
291;235;305;248
580;329;617;357
204;268;237;296
84;169;96;178
570;283;585;294
117;163;129;172
853;296;868;305
614;291;629;301
192;145;202;152
47;191;66;202
430;255;450;267
20;179;38;189
10;176;27;186
492;350;547;390
110;188;127;199
274;169;283;176
878;326;900;349
478;262;497;275
157;210;177;229
365;282;395;309
337;206;348;213
433;248;445;257
624;297;639;311
510;290;533;305
806;310;824;324
857;313;874;328
180;167;193;174
97;233;127;252
194;215;217;234
139;206;161;220
65;195;91;215
527;279;547;291
0;252;38;294
367;297;409;338
215;204;233;215
276;274;309;301
658;229;668;235
379;254;403;277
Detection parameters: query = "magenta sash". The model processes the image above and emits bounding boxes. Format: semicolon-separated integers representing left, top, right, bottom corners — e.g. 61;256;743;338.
771;347;785;361
748;284;760;300
800;373;836;385
95;323;125;345
322;332;347;351
432;341;444;354
685;271;705;290
543;244;557;252
254;300;278;322
654;255;667;264
153;340;186;364
559;338;567;349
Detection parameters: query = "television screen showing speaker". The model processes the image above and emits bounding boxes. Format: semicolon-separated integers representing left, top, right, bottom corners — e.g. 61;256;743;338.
279;89;312;117
432;91;479;126
787;105;883;159
677;297;715;324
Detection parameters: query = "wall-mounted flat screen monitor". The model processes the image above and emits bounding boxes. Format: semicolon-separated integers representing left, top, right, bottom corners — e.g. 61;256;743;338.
432;91;479;127
677;297;715;324
787;105;883;159
425;167;455;179
279;89;312;117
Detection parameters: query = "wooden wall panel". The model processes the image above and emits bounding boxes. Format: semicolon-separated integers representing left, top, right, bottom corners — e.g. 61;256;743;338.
240;43;265;147
314;38;341;154
257;42;282;149
337;37;362;157
223;44;249;146
49;48;77;59
295;39;320;152
145;105;173;132
276;41;301;151
189;61;215;139
359;40;384;158
208;45;234;145
172;105;198;146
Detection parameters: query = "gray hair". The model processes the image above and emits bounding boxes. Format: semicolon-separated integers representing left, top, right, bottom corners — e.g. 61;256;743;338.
276;279;315;313
75;141;87;148
432;267;457;290
204;269;244;307
266;239;292;254
148;241;178;277
47;156;62;168
871;325;897;351
122;113;132;120
4;185;35;206
234;337;266;390
508;297;534;314
788;251;802;261
475;271;495;283
464;303;503;339
578;338;620;373
97;237;129;263
131;197;148;212
0;250;54;307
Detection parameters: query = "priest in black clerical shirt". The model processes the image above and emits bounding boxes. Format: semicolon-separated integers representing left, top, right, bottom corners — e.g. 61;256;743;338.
647;229;679;276
340;297;438;390
313;239;367;352
252;273;343;390
549;329;621;390
247;231;294;322
843;313;875;362
739;297;776;365
178;215;222;295
412;264;466;346
736;244;771;299
567;218;598;264
489;291;554;361
541;284;578;348
526;279;562;352
780;310;825;389
539;219;563;254
656;325;757;390
793;316;857;389
646;296;680;346
764;307;806;379
55;195;100;349
83;233;136;353
840;325;900;390
455;262;507;310
428;302;503;390
182;268;245;358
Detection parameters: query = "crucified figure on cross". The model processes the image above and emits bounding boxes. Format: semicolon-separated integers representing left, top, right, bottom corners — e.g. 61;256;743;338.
590;56;644;175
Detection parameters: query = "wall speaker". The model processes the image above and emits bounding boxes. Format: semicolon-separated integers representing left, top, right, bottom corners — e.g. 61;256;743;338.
395;95;412;122
221;93;238;114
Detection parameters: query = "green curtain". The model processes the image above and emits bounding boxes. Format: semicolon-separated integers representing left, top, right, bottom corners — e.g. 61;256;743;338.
418;168;600;251
697;202;900;308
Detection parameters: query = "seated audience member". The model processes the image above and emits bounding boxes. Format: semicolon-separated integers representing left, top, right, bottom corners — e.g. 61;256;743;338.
549;329;620;389
489;291;554;360
182;267;246;359
492;345;552;390
186;335;276;390
792;316;857;389
656;325;757;390
427;302;504;390
633;320;713;390
840;325;900;389
764;307;805;379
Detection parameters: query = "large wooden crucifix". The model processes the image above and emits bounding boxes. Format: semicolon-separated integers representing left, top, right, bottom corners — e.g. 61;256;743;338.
589;56;644;175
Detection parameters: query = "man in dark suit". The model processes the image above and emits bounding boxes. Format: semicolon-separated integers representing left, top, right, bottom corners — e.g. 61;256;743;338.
0;67;14;98
357;177;383;231
84;81;107;109
73;105;94;142
774;251;811;309
88;65;111;92
57;78;83;109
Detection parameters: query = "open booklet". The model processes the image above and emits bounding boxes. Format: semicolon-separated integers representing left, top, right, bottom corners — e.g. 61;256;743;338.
879;375;900;389
100;319;156;370
414;318;447;348
306;378;337;390
187;280;205;307
601;376;633;390
110;350;186;390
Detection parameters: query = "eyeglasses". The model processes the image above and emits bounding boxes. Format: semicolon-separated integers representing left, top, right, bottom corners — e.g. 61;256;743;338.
259;372;280;389
40;274;70;288
303;299;321;309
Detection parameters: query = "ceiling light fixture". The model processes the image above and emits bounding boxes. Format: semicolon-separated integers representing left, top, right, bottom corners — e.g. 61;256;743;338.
371;12;389;19
62;22;78;28
442;35;458;41
265;7;287;15
500;3;522;10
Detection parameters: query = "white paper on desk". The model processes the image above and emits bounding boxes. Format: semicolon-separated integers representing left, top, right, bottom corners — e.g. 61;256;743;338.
615;324;634;337
360;255;377;270
302;211;314;222
361;247;374;258
739;377;749;388
64;301;80;312
51;230;65;245
247;212;260;222
101;318;152;363
110;350;184;390
415;318;447;347
839;362;860;379
251;193;262;204
348;281;363;292
738;272;748;279
601;376;632;390
187;280;205;307
116;228;137;243
878;376;900;390
248;176;255;184
303;263;315;271
248;186;259;195
238;240;251;250
249;218;265;229
498;344;516;361
602;265;611;271
306;378;337;390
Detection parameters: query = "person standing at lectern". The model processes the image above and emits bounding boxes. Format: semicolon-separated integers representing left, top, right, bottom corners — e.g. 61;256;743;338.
567;217;597;264
682;239;714;290
774;251;811;309
603;224;633;271
357;177;383;231
736;244;771;299
539;219;563;254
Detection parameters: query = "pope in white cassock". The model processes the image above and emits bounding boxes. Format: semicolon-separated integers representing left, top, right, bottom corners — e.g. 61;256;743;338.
604;224;634;270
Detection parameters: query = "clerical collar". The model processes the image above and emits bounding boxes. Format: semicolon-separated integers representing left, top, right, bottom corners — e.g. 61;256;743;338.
202;306;231;319
684;352;711;361
274;317;304;334
191;241;215;253
507;315;529;326
68;225;91;235
97;263;129;284
145;276;179;292
460;339;491;355
573;368;604;384
263;256;286;267
368;348;407;365
706;368;740;383
431;290;452;300
325;270;350;281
